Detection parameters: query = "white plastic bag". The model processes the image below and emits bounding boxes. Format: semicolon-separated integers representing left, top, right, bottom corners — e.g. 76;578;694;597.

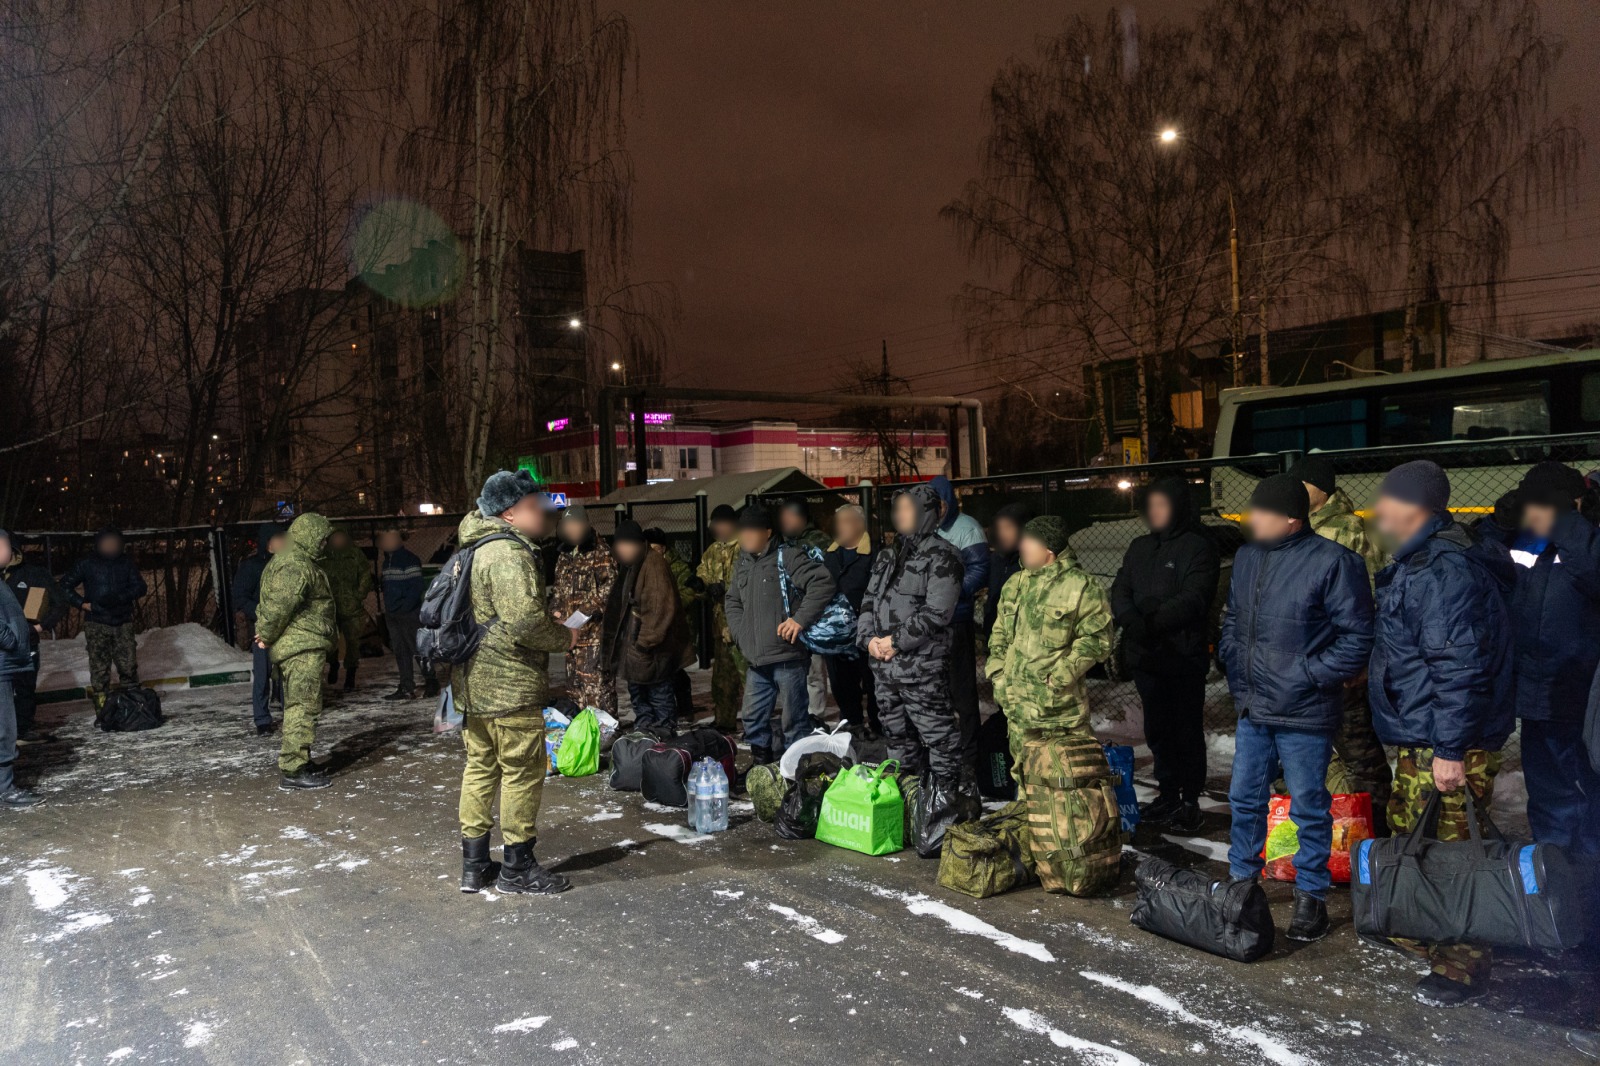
779;723;853;780
434;686;463;734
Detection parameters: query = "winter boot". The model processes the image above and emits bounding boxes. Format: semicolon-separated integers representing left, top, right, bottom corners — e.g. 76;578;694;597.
279;766;332;791
749;745;774;766
326;661;340;686
1414;972;1485;1008
460;834;501;893
343;664;357;692
496;841;570;894
1286;890;1330;943
1166;801;1205;836
1140;795;1183;824
382;687;416;702
423;678;440;698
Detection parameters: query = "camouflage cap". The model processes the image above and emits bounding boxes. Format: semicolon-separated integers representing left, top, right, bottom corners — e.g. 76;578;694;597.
1022;515;1070;556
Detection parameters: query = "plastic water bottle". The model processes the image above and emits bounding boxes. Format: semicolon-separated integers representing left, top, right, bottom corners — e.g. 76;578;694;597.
706;759;730;833
686;760;705;831
693;759;716;833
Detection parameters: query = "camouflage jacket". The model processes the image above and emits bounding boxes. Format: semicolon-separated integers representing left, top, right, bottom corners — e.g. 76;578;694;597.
324;541;374;620
664;547;697;608
453;510;570;718
549;538;615;648
857;484;963;685
786;525;830;553
985;549;1113;732
1311;489;1386;581
696;537;741;638
256;513;338;664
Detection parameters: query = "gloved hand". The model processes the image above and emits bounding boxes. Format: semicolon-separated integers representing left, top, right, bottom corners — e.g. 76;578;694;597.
705;582;727;603
1492;490;1524;530
1118;614;1147;644
686;575;707;594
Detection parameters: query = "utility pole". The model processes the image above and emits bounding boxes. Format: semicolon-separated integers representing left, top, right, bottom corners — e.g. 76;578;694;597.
1227;188;1244;388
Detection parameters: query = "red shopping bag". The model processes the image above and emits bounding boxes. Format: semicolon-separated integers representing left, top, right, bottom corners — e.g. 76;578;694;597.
1262;792;1374;884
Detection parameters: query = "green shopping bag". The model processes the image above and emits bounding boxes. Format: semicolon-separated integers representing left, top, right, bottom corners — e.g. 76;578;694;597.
556;708;601;777
816;760;903;856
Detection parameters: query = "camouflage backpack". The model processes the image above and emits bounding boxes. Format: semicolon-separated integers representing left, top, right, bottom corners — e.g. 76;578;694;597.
747;763;789;823
1019;734;1122;897
938;801;1036;899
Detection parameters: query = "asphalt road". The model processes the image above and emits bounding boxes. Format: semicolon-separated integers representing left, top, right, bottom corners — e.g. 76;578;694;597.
0;660;1592;1066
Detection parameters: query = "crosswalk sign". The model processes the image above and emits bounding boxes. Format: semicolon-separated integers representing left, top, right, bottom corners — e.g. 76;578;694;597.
547;492;570;509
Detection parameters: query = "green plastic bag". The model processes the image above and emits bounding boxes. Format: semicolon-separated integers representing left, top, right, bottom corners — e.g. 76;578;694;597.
556;708;600;778
816;760;903;856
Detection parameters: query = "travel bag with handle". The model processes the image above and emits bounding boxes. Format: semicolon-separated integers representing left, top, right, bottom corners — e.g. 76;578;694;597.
938;800;1037;899
1351;788;1589;951
816;760;903;856
1019;734;1122;896
608;732;658;791
96;686;164;732
639;728;740;808
1129;855;1276;962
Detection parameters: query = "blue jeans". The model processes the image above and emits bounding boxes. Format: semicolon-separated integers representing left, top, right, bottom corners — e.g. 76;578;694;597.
1521;718;1600;855
250;641;281;728
741;658;812;754
1228;714;1335;899
0;679;17;793
628;681;677;732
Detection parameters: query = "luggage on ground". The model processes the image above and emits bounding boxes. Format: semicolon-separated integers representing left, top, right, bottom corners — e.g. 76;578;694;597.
778;722;853;780
1018;734;1121;896
1263;791;1373;884
910;769;982;859
608;732;658;791
1129;855;1276;963
974;711;1016;800
95;686;164;732
640;728;739;808
1351;788;1589;952
774;752;845;840
817;760;903;856
556;708;601;778
938;800;1036;899
1103;743;1140;835
746;763;789;822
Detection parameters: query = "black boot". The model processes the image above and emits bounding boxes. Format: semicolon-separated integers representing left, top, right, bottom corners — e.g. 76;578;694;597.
1286;890;1330;942
326;661;339;686
496;841;570;894
382;686;416;702
749;745;773;766
423;678;440;698
1414;972;1485;1008
343;664;357;692
279;765;331;791
460;834;501;893
1140;795;1183;823
1166;801;1205;836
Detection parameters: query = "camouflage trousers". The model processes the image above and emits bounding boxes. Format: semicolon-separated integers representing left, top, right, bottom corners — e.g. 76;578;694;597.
1388;746;1502;986
459;711;547;846
83;620;139;695
877;673;963;783
565;642;617;715
277;651;326;774
1334;683;1392;833
709;635;746;731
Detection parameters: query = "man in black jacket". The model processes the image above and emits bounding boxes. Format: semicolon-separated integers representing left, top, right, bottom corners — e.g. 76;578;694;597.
232;523;285;734
1111;476;1219;834
823;504;879;737
981;503;1032;638
60;527;147;705
1;534;64;744
0;530;44;808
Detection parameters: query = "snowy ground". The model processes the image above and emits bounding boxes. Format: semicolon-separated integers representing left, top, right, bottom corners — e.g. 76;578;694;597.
0;656;1587;1065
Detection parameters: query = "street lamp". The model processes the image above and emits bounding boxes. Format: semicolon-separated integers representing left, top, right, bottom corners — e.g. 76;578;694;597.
610;359;627;387
568;317;582;330
1158;126;1245;387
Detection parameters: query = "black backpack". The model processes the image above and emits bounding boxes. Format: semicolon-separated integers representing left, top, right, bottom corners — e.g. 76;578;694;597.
96;687;165;732
417;533;531;666
974;710;1016;801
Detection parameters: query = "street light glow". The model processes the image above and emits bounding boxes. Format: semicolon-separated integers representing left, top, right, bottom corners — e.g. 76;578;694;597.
1116;479;1133;491
611;361;623;372
1159;127;1178;143
568;317;582;329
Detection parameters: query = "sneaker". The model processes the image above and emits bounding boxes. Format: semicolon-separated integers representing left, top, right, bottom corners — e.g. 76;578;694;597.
1140;795;1183;823
1165;802;1205;835
1286;890;1330;942
1414;972;1484;1008
279;767;332;791
1;787;44;809
381;687;416;702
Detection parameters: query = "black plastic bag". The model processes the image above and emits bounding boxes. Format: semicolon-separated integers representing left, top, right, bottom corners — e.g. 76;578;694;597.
911;768;981;858
1129;856;1275;963
974;711;1015;800
774;752;844;840
95;687;164;732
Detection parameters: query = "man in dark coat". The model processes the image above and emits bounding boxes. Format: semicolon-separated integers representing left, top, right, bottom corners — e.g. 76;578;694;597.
725;506;836;762
779;499;831;722
823;504;879;737
602;521;694;733
1111;476;1220;833
378;527;436;701
232;523;285;734
0;530;44;807
858;484;967;792
60;527;147;705
1;534;64;744
929;475;988;775
1370;459;1514;1007
1476;460;1600;855
981;502;1032;637
1220;474;1373;944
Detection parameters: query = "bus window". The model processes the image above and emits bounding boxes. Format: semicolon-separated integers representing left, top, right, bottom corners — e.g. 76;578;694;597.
1583;371;1600;425
1379;381;1549;445
1235;397;1367;454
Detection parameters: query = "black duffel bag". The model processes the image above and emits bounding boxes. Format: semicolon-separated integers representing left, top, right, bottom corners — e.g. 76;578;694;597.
1351;788;1589;952
1129;856;1275;963
639;728;739;808
95;687;165;732
608;732;658;792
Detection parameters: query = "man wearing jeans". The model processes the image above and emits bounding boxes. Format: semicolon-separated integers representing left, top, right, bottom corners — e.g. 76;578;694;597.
0;530;44;808
378;527;435;701
232;523;285;734
724;506;836;764
1219;474;1373;944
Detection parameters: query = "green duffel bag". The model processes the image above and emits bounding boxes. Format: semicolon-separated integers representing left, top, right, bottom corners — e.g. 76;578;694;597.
747;763;789;823
938;800;1037;899
896;771;921;848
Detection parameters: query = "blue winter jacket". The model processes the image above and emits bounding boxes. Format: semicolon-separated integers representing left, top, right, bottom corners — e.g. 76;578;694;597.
1219;527;1373;732
230;522;283;622
930;475;988;625
381;546;427;615
1475;511;1600;725
1369;517;1515;760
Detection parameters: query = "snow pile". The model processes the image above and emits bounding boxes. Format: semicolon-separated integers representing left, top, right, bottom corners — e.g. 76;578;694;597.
37;622;251;693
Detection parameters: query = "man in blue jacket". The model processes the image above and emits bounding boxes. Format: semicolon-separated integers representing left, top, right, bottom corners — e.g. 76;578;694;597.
1220;474;1373;943
378;527;435;701
1369;459;1514;1007
0;530;44;808
232;523;285;734
1477;461;1600;855
930;475;989;775
60;527;148;706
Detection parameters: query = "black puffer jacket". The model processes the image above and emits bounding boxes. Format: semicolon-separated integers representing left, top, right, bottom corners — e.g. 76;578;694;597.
1110;477;1221;674
60;529;148;627
981;502;1032;636
0;530;33;678
857;484;964;685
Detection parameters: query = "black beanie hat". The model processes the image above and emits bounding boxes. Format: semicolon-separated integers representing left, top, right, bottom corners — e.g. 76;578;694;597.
1377;460;1451;515
1519;461;1586;507
709;503;739;524
737;504;773;531
643;526;668;545
613;520;646;545
1248;474;1311;523
1287;456;1337;497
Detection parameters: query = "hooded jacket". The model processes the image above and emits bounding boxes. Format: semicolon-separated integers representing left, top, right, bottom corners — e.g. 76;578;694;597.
1472;510;1598;725
230;522;282;623
1110;476;1221;674
857;484;964;685
1218;526;1374;732
981;502;1032;636
324;539;374;622
1369;516;1515;758
929;475;988;625
0;530;33;678
255;514;338;664
725;532;836;668
452;510;571;718
59;529;147;628
1309;488;1386;581
601;548;695;685
1;542;63;650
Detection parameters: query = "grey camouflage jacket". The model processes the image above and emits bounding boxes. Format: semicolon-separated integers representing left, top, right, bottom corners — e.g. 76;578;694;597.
856;483;964;685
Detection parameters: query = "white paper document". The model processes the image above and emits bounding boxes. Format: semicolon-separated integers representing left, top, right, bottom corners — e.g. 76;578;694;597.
563;610;590;630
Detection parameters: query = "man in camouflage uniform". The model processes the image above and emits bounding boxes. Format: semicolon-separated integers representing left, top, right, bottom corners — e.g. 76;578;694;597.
322;527;373;691
454;471;576;894
1292;456;1392;830
255;513;338;790
59;528;147;707
986;516;1113;785
1369;460;1515;1006
694;505;745;731
549;505;616;715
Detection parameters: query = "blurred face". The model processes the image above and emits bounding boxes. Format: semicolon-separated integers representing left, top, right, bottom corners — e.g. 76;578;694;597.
1303;483;1330;513
1019;535;1054;570
615;539;645;565
1372;495;1430;551
1523;501;1567;541
892;494;920;537
266;533;287;554
779;507;807;537
1246;508;1298;542
834;509;865;548
500;495;549;538
378;530;402;553
557;516;588;546
709;518;736;543
0;538;13;568
993;516;1021;552
1145;492;1173;533
329;530;350;550
738;527;771;555
97;535;122;557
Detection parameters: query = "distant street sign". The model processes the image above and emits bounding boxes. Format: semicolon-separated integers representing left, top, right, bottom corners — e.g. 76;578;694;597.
547;492;570;509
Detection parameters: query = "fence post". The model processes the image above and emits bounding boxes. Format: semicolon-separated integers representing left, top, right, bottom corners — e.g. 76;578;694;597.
209;527;234;645
694;491;711;668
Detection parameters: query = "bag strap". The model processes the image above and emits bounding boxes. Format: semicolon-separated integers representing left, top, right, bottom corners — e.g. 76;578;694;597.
1402;790;1445;854
776;546;794;618
874;758;900;781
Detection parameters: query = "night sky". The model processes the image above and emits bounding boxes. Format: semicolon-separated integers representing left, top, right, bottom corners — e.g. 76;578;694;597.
612;0;1600;402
